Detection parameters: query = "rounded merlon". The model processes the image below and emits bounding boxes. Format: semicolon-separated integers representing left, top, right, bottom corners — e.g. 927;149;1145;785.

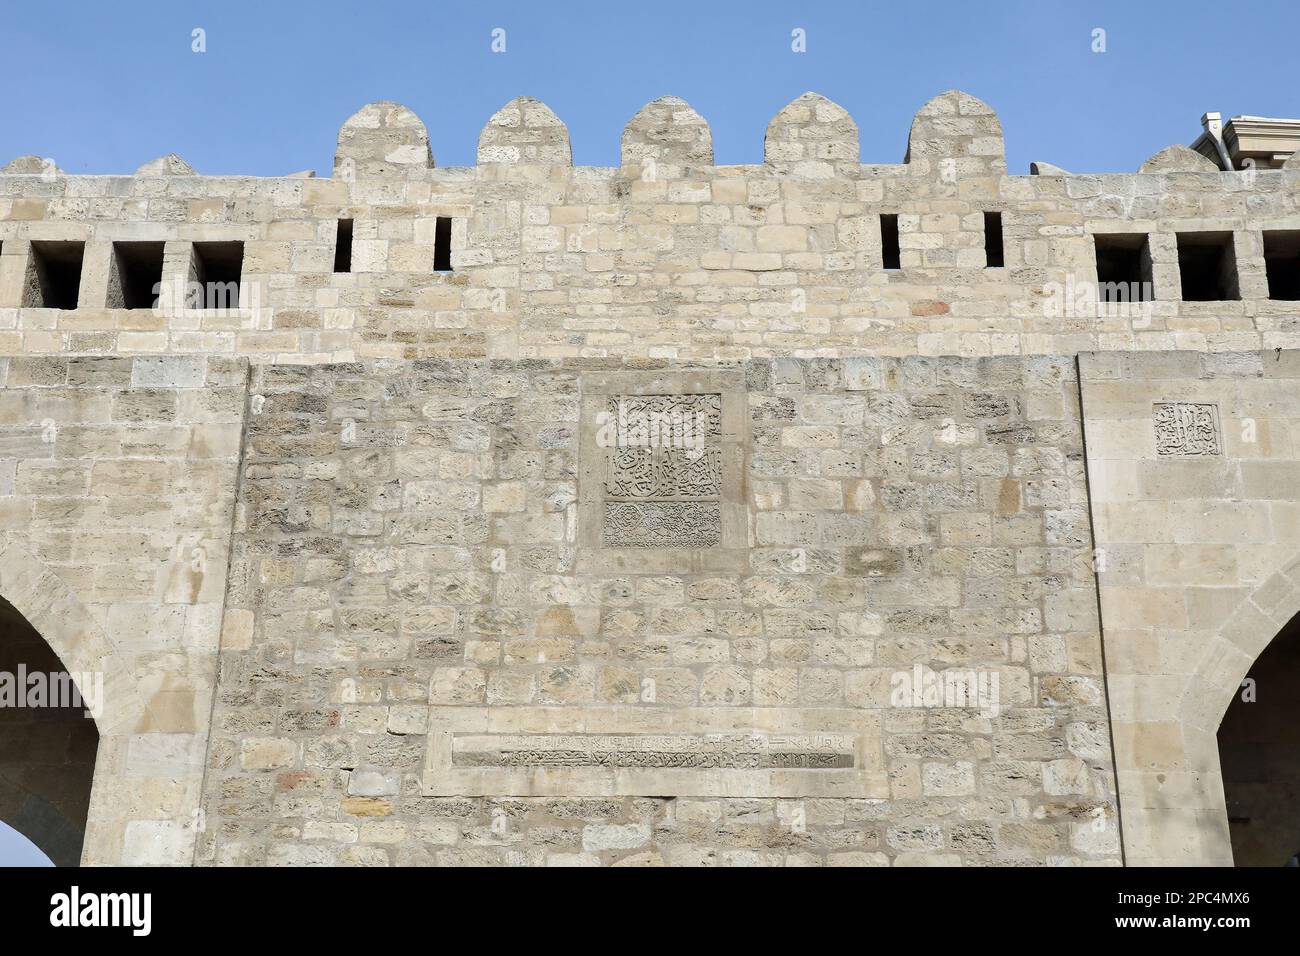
621;96;712;167
764;92;859;172
477;97;571;166
334;100;433;179
1138;144;1219;174
905;90;1006;176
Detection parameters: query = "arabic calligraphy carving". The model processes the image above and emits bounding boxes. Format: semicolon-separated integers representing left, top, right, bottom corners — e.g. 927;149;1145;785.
1153;402;1220;456
601;393;724;547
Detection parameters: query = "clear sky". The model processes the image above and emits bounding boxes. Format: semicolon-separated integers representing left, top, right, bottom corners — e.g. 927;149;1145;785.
2;0;1297;178
0;820;53;866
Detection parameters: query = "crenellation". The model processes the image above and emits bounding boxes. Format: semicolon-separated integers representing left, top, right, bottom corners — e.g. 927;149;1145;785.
621;96;713;169
3;89;1300;869
334;101;434;180
477;96;572;167
764;92;861;177
0;89;1291;363
905;90;1007;181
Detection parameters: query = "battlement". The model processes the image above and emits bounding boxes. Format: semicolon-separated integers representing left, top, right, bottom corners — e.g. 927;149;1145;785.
0;89;1298;362
4;89;1300;871
17;89;1299;178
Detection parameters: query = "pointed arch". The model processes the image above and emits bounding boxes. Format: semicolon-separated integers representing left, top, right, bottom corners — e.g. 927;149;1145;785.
1167;552;1300;865
0;538;145;735
0;538;149;865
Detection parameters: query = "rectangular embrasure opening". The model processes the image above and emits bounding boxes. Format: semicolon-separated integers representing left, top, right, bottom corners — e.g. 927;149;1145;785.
1263;230;1300;300
880;214;901;270
190;241;244;309
433;217;453;272
984;212;1004;268
1176;231;1239;301
1093;233;1152;303
24;240;85;309
334;219;353;273
111;241;166;310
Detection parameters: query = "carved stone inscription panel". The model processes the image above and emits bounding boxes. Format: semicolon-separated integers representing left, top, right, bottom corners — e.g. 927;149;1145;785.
452;734;856;769
1153;402;1221;456
422;707;886;798
578;370;746;557
601;394;723;547
603;501;722;549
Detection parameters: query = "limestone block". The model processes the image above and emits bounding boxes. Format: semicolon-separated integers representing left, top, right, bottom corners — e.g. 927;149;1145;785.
764;92;859;174
334;101;433;179
1138;145;1219;174
905;90;1006;177
620;96;713;167
477;97;571;166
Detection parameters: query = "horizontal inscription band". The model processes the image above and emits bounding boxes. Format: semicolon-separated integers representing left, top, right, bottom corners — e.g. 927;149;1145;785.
424;708;886;798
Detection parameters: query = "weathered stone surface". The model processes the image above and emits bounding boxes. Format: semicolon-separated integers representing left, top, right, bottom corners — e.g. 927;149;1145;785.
1138;144;1220;173
477;96;571;166
0;356;248;865
335;100;433;179
174;356;1124;866
906;90;1006;177
134;153;196;176
0;89;1297;869
0;87;1293;359
1080;351;1300;866
764;92;858;174
621;96;712;167
3;155;60;175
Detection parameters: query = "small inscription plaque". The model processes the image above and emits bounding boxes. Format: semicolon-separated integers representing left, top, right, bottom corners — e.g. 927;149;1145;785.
1153;402;1221;456
603;501;721;548
578;370;746;556
600;393;724;548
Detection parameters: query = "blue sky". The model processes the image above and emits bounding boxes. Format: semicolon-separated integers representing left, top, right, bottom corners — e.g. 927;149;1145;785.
2;1;1297;178
0;821;53;866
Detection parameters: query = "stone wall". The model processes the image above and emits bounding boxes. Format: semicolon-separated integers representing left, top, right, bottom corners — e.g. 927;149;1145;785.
0;594;98;866
0;354;246;864
2;348;1297;865
0;90;1296;363
197;356;1119;866
1;88;1299;867
1080;350;1300;865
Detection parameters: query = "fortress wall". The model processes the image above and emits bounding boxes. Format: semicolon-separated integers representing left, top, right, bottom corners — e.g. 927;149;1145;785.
0;355;247;864
1079;350;1300;865
197;355;1120;866
2;88;1299;866
0;92;1295;365
2;348;1297;864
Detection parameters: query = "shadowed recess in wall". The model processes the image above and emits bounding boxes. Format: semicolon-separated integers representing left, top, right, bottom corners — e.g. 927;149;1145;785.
0;594;98;867
1218;610;1300;867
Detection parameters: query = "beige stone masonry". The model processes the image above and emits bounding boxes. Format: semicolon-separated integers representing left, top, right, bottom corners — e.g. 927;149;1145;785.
1081;349;1300;865
0;354;248;864
0;89;1294;363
